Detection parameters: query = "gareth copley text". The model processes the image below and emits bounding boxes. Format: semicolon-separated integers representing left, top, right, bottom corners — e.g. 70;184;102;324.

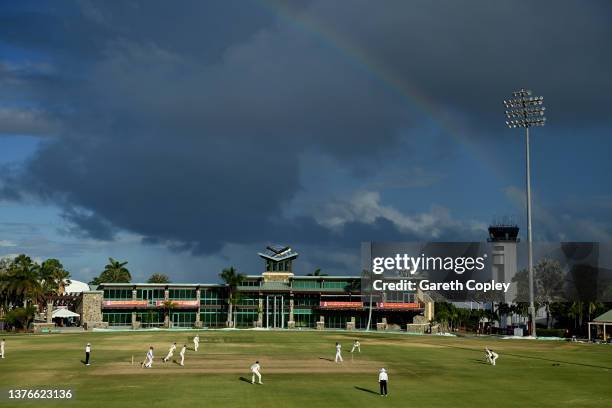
373;279;511;293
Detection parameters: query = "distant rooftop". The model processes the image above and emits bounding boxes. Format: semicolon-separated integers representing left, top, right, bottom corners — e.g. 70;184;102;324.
488;224;520;242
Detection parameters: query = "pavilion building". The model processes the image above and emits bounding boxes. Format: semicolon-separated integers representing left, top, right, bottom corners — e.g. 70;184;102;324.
91;245;429;330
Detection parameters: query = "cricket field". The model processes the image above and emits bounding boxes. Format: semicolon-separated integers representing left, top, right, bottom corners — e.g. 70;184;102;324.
0;330;610;408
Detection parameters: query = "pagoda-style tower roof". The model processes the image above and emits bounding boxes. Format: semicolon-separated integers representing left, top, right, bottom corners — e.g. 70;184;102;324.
259;245;298;282
258;245;299;262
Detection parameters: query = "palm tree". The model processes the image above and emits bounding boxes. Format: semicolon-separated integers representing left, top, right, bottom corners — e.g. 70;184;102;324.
3;255;43;307
161;300;178;328
497;302;512;327
219;267;245;328
229;292;244;328
568;301;582;330
587;301;602;323
147;273;170;284
0;257;11;309
307;268;328;276
40;258;71;295
90;258;131;285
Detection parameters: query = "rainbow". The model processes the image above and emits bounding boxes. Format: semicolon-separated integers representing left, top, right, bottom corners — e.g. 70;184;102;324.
258;0;507;181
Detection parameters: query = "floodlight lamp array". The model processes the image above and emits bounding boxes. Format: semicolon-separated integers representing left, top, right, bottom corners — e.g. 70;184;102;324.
503;89;546;128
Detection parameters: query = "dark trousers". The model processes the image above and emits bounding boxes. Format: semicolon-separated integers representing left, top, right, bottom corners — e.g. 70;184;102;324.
85;352;90;364
380;380;387;395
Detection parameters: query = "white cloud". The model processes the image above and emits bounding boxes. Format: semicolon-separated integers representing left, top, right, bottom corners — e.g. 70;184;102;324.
314;190;485;239
0;239;17;247
0;107;60;137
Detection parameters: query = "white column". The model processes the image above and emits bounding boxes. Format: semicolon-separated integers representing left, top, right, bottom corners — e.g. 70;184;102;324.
588;323;592;341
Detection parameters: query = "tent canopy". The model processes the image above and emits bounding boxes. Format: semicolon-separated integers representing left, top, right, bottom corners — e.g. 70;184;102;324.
52;308;80;319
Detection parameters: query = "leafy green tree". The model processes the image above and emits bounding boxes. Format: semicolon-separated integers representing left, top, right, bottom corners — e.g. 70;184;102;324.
90;258;131;285
434;302;459;332
534;258;565;329
40;258;71;295
147;273;170;284
4;305;37;330
512;268;530;304
219;267;245;328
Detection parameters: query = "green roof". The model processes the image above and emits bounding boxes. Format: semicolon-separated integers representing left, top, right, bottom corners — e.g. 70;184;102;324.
593;310;612;322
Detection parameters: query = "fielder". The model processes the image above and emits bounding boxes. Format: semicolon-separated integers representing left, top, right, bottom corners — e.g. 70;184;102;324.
163;342;177;363
351;340;361;353
142;346;154;368
193;335;200;351
335;342;343;363
250;361;263;384
179;344;186;366
485;347;499;366
85;343;91;366
0;339;4;359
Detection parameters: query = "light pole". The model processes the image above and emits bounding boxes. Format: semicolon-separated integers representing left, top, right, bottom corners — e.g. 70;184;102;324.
504;89;546;337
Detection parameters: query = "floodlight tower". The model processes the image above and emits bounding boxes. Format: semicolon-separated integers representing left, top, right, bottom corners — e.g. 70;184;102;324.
504;89;546;337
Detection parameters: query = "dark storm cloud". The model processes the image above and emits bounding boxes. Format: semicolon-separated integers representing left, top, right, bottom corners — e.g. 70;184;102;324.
1;0;610;255
276;0;612;128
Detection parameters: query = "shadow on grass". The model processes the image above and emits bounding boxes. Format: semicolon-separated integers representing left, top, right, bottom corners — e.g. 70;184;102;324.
355;386;379;395
319;357;334;362
439;343;612;370
239;377;252;384
471;359;488;365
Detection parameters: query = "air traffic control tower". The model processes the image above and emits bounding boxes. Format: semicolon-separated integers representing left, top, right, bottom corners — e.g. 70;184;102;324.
488;223;519;308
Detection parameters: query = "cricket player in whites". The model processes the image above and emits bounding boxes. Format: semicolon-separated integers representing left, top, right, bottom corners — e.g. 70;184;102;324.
193;334;200;351
1;338;5;359
335;342;343;363
179;344;186;366
485;347;499;366
250;361;263;384
85;343;91;366
163;342;177;363
142;346;154;368
351;339;361;353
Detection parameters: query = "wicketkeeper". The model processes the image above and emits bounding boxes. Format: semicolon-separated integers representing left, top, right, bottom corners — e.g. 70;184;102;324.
193;335;200;351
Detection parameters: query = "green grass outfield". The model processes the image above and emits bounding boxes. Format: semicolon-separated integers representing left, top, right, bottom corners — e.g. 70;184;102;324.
0;330;610;408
